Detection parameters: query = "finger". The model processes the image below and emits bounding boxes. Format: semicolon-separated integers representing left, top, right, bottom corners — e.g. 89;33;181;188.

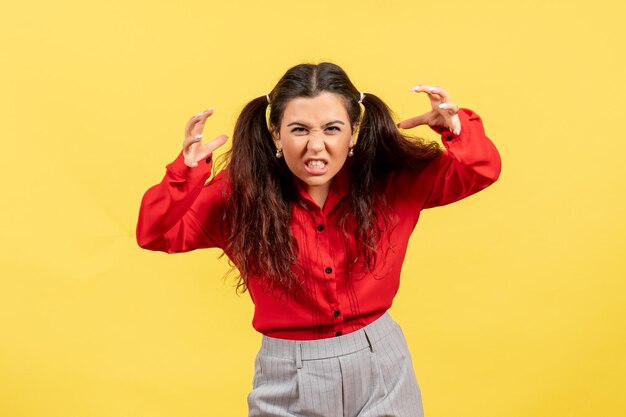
411;85;444;104
411;84;431;92
397;113;429;129
184;112;204;138
190;108;216;137
184;108;214;138
412;84;442;96
411;84;450;101
427;86;450;102
413;84;448;99
182;133;203;150
204;134;229;155
438;101;460;115
190;134;229;167
412;84;437;99
198;107;215;123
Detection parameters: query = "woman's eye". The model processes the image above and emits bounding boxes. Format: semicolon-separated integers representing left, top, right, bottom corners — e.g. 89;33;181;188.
291;126;340;133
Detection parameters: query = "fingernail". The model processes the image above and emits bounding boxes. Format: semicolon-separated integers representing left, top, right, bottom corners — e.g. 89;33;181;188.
411;86;421;91
439;103;447;108
207;107;215;112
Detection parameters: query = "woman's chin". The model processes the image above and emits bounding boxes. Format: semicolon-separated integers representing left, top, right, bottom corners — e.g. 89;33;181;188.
298;173;334;189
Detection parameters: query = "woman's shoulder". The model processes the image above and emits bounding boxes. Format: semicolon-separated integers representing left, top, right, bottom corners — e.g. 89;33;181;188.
384;154;442;184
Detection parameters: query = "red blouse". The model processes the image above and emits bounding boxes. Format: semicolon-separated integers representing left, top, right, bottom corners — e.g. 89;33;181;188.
136;108;502;340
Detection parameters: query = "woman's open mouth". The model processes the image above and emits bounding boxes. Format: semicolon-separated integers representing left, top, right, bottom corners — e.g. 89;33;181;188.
304;159;328;175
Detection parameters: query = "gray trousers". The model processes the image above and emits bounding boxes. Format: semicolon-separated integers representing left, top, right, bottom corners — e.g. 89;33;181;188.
247;311;424;417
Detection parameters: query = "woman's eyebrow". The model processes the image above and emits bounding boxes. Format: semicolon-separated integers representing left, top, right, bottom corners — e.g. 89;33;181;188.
287;120;346;128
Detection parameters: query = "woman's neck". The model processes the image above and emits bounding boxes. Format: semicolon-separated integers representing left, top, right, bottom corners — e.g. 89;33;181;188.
307;182;332;208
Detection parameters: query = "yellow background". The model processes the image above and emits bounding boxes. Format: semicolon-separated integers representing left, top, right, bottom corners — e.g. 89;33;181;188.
1;0;624;416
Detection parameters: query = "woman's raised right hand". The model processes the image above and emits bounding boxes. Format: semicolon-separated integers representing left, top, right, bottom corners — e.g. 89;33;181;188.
182;108;229;168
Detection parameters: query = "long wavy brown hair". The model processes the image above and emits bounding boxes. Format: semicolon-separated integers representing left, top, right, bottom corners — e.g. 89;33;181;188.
216;62;442;296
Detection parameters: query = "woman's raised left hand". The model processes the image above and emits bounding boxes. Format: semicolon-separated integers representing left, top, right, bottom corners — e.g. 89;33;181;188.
396;85;462;135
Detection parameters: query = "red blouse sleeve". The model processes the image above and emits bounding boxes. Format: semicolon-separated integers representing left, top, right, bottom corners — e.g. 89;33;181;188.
136;150;228;253
417;107;502;209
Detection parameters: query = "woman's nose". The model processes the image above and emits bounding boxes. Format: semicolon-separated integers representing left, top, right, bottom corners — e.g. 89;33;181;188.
307;133;325;152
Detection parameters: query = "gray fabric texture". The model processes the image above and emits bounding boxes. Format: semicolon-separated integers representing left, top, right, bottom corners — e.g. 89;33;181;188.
247;311;424;417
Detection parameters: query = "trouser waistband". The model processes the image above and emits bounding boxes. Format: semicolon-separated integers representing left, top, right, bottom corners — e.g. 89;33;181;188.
259;311;399;369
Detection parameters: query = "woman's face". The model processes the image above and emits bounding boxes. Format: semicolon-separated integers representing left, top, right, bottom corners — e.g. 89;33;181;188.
272;92;355;197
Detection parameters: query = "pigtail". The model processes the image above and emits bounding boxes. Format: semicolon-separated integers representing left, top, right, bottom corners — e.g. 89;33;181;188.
358;92;442;172
221;96;300;295
345;92;443;272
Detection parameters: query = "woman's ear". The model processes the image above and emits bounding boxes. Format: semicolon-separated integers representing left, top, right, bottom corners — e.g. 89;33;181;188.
270;126;281;147
350;122;359;144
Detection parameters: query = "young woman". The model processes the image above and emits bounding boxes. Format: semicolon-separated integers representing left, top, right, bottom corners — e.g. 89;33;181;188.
136;62;501;417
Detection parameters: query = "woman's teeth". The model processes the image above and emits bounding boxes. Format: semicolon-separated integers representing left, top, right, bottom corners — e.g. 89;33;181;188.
306;160;326;168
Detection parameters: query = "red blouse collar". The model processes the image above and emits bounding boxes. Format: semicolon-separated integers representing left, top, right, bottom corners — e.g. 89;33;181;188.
292;160;352;214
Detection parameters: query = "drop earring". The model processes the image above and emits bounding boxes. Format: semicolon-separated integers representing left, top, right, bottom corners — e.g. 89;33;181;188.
348;146;354;157
275;148;283;158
